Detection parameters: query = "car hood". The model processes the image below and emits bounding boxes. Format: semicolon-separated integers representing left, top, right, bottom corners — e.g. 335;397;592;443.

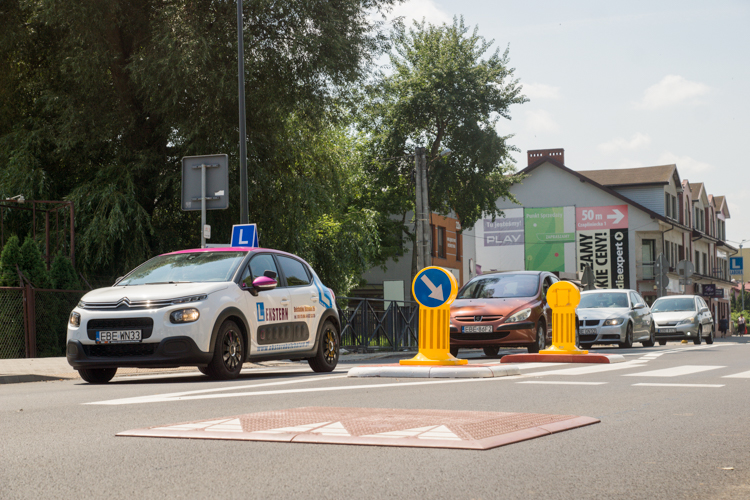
577;307;630;320
651;311;695;322
80;282;230;304
450;297;535;316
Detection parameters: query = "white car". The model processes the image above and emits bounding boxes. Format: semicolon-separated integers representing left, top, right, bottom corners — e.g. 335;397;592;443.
577;289;654;348
651;294;714;345
67;247;340;383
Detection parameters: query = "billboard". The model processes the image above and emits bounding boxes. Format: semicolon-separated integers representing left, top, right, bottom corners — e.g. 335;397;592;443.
523;207;576;273
475;208;525;272
576;205;630;289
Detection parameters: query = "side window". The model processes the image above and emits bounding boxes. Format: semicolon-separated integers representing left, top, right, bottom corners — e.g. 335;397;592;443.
629;292;640;307
635;293;645;306
277;256;311;287
542;276;553;296
241;254;279;287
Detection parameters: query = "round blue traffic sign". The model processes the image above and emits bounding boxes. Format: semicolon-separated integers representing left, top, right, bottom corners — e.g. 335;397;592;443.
412;267;458;308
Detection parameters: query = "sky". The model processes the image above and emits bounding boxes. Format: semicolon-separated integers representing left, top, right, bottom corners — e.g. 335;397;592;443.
384;0;750;245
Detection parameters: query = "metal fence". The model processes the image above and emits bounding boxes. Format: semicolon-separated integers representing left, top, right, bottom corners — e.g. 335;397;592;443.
0;286;86;359
337;297;419;352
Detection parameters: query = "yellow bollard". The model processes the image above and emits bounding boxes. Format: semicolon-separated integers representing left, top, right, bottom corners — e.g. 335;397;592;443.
540;281;588;355
401;266;467;366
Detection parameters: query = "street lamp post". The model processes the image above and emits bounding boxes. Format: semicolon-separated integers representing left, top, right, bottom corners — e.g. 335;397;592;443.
236;0;248;224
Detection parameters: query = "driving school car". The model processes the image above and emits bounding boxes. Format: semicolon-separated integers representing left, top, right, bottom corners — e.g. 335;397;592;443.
66;247;340;383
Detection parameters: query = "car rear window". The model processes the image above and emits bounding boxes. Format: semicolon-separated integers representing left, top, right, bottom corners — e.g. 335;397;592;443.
457;274;539;299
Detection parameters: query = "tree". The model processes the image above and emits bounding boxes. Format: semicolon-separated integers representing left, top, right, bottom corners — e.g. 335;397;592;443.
0;0;395;292
50;253;80;290
0;235;22;286
19;236;50;288
359;17;527;277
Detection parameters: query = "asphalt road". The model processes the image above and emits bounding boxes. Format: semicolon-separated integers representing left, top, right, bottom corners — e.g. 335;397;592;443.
2;338;750;499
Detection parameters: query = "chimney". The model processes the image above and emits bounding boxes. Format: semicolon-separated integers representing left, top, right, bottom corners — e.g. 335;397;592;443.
527;148;564;167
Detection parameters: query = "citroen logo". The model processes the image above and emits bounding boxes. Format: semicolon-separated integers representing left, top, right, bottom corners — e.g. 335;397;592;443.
474;316;482;322
117;297;132;307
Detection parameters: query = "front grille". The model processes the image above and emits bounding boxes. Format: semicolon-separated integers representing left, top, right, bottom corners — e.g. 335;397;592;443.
86;317;154;340
82;343;158;357
657;322;678;327
579;320;600;327
451;332;510;341
455;315;502;322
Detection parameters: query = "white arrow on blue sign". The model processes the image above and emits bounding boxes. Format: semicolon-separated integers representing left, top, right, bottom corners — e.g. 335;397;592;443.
231;224;259;247
413;267;454;308
730;256;744;275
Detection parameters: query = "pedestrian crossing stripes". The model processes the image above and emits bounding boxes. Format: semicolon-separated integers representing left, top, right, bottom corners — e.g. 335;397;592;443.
517;381;607;386
722;370;750;378
622;365;725;377
632;383;725;388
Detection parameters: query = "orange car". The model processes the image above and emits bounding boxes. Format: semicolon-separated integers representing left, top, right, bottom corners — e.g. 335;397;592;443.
449;271;560;357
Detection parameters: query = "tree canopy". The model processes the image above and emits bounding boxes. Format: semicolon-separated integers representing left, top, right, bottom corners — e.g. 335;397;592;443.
0;0;395;294
358;17;527;273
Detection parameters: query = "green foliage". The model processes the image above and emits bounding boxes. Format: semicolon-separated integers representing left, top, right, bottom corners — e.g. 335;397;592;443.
50;253;80;290
0;235;22;286
359;17;527;265
20;236;50;288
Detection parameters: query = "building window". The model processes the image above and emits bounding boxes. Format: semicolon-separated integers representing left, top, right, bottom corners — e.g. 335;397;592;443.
456;232;461;261
702;252;707;277
665;193;671;218
437;226;446;259
695;250;700;274
672;196;677;222
642;239;655;279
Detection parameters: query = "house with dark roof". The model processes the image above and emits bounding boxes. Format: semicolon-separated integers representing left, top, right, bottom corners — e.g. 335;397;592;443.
472;148;734;322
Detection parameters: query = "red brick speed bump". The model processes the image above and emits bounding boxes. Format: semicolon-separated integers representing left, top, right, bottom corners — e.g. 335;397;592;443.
500;353;626;364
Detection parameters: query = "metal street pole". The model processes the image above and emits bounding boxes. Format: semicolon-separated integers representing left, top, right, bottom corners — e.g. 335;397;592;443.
414;149;423;271
420;148;431;268
237;0;248;224
742;243;745;313
414;147;431;270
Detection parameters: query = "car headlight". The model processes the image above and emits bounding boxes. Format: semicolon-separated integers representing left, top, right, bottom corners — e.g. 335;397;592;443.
69;311;81;327
508;308;532;323
170;308;200;323
171;295;207;304
603;318;625;326
678;316;696;325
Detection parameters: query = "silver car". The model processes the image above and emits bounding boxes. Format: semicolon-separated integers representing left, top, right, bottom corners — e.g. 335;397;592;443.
651;295;714;345
577;290;654;348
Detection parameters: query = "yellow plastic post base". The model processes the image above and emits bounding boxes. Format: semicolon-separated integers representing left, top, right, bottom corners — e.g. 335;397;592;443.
681;340;688;344
540;345;589;355
400;352;468;365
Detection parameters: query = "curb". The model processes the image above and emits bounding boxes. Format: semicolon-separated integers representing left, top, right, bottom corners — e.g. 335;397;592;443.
347;363;520;379
500;353;626;364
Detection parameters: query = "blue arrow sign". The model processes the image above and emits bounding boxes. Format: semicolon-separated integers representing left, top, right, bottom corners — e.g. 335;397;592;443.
730;256;744;275
413;267;454;308
231;224;259;247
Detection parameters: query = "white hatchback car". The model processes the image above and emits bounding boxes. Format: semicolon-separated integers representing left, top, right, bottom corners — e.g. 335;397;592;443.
67;247;340;383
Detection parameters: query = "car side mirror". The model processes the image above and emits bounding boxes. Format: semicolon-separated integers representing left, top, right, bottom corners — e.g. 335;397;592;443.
253;276;278;292
633;303;644;310
263;270;277;280
700;306;709;313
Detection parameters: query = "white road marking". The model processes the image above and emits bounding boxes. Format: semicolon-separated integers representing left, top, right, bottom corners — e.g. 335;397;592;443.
529;360;648;376
517;381;607;386
722;370;750;379
513;363;570;370
623;365;725;377
632;383;725;388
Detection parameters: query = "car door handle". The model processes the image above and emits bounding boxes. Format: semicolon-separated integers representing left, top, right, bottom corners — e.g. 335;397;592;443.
310;294;318;302
281;299;290;305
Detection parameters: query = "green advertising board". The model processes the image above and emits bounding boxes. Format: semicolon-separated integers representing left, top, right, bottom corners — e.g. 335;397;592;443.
524;207;575;272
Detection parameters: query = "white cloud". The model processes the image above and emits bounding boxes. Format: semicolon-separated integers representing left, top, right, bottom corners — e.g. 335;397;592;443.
638;75;710;109
522;83;561;100
388;0;452;26
657;151;713;177
597;132;651;153
525;110;559;133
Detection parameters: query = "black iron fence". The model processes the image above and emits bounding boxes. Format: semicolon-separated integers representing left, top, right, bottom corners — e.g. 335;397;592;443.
0;286;87;359
337;297;419;352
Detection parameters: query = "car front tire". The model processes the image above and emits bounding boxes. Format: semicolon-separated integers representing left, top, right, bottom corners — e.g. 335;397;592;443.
308;321;339;373
78;368;117;384
706;326;714;344
694;325;702;345
483;346;500;357
642;324;655;347
527;322;546;353
206;320;244;380
619;323;633;348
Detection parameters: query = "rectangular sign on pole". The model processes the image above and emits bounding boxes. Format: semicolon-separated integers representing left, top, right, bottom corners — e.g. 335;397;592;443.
181;154;229;211
730;256;744;275
231;224;259;247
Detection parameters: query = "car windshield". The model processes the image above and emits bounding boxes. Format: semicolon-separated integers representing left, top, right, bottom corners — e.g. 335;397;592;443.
651;298;696;313
117;251;246;285
457;274;539;299
579;292;629;309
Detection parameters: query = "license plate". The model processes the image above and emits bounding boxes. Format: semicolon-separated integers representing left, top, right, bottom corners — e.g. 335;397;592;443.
659;328;676;334
96;330;142;343
581;328;597;335
462;325;493;333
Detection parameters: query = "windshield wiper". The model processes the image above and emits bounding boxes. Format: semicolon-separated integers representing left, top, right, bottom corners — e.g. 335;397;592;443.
143;281;192;285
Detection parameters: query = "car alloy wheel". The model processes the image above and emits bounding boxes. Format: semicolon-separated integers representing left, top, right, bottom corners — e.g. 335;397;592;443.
206;320;244;380
706;326;714;344
619;323;633;348
694;325;702;345
222;328;243;371
309;321;340;373
642;324;655;348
